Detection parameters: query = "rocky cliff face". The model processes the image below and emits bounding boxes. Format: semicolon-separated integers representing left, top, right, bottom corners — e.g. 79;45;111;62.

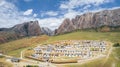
41;27;54;36
12;21;41;36
0;21;42;44
56;8;120;34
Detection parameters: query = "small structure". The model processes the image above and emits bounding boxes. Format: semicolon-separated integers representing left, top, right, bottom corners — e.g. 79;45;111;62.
34;46;42;55
0;53;3;56
11;58;20;62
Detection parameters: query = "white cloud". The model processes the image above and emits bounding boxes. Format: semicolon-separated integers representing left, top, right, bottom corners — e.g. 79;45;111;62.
60;0;113;10
63;10;80;19
23;9;33;15
83;5;91;10
24;0;32;2
33;13;37;17
0;0;5;6
0;1;35;28
41;11;58;17
37;17;64;30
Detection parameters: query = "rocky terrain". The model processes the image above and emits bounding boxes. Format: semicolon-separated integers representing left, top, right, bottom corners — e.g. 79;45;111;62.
0;21;52;44
41;27;54;36
12;21;41;36
55;8;120;34
0;21;39;44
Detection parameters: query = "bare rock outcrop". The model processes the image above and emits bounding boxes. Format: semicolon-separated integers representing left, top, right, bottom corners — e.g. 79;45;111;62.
41;27;54;36
56;8;120;34
0;20;42;44
12;21;41;36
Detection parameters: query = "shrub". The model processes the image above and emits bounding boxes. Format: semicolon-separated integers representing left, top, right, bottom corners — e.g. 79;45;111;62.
113;43;120;47
25;65;39;67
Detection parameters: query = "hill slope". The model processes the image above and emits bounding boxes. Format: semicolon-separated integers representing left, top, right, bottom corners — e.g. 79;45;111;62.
0;31;120;67
48;31;120;43
1;31;120;57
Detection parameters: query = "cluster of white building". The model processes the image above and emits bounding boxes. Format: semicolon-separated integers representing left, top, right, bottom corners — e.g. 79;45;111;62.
31;40;108;61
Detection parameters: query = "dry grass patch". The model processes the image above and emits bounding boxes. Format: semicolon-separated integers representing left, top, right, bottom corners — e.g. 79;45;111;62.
0;58;13;67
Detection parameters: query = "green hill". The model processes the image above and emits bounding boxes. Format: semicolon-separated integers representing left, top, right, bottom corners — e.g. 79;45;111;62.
48;31;120;43
1;31;120;57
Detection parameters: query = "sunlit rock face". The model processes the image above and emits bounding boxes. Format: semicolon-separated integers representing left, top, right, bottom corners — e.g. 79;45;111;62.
0;20;42;44
56;8;120;34
41;27;54;36
12;21;41;36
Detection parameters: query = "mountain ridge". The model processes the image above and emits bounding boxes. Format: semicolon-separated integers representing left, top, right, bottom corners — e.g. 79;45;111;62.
55;8;120;34
1;8;120;43
0;21;52;44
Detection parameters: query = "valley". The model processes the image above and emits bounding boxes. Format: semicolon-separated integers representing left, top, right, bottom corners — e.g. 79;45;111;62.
0;31;120;67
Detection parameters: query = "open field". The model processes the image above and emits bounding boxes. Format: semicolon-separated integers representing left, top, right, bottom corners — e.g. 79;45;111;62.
47;32;120;43
55;57;105;67
0;35;49;57
0;57;13;67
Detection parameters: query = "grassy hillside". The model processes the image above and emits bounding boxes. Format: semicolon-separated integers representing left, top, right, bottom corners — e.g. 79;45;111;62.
48;32;120;43
0;31;120;67
0;35;49;57
1;31;120;57
0;56;13;67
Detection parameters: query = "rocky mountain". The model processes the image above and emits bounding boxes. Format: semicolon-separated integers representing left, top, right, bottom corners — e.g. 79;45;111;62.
41;27;54;36
1;8;120;43
56;8;120;34
0;21;42;44
12;21;41;36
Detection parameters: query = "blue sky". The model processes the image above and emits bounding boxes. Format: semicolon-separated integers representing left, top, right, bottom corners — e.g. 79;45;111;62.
0;0;120;30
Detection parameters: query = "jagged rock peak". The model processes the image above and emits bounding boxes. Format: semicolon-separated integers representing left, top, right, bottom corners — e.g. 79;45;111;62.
41;27;54;36
12;20;42;36
56;8;120;34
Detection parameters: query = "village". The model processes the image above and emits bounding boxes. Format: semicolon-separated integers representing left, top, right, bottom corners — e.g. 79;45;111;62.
29;40;109;63
0;40;111;67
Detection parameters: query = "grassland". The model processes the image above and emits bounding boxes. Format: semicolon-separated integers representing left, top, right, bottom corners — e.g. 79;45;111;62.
47;32;120;43
1;31;120;57
0;31;120;67
0;56;13;67
0;35;49;57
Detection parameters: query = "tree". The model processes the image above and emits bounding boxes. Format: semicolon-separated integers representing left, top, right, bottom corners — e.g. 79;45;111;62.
113;43;120;47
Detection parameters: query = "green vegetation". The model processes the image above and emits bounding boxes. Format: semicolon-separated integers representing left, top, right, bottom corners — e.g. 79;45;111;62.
113;43;120;47
24;65;39;67
52;57;78;64
47;32;120;43
56;58;105;67
0;31;120;67
0;58;13;67
0;35;49;57
1;31;120;57
0;55;5;58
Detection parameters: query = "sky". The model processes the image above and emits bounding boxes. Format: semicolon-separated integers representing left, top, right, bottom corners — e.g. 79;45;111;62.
0;0;120;30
